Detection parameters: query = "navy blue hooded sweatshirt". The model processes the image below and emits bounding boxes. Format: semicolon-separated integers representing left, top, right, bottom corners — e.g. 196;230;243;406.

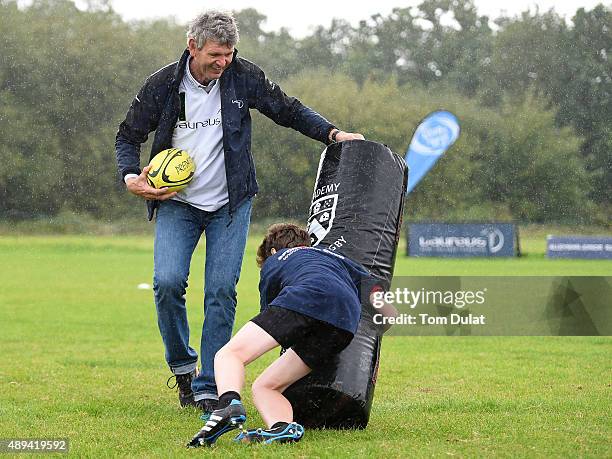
258;247;370;334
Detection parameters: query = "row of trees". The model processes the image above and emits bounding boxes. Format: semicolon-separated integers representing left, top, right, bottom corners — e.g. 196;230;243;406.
0;0;609;224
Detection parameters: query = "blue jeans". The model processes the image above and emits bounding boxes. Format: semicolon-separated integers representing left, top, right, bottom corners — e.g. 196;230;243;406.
153;198;252;400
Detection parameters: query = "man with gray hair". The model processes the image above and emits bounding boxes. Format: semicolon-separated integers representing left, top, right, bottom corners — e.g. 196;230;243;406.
115;10;364;418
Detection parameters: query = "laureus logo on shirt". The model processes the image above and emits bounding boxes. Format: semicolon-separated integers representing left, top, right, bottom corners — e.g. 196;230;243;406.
175;108;221;130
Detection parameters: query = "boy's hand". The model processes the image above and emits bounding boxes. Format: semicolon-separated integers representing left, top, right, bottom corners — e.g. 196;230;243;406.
370;289;399;335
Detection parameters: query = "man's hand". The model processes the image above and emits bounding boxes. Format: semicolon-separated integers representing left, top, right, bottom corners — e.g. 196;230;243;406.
336;131;365;142
329;129;365;143
125;166;178;201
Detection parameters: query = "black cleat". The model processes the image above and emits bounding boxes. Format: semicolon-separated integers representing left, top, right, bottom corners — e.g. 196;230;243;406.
187;400;247;447
166;369;197;408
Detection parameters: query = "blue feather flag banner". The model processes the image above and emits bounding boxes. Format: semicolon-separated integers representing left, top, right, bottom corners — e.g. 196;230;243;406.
405;110;460;194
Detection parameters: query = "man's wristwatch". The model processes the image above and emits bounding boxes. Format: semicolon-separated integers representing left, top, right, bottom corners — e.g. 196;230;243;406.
329;128;340;143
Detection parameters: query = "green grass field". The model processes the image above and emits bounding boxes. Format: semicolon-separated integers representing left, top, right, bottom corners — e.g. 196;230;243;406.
1;233;610;457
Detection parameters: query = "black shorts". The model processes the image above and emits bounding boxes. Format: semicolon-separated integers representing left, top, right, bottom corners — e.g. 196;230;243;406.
250;306;354;369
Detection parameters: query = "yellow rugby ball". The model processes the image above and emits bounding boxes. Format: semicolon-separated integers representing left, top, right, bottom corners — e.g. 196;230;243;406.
147;148;195;192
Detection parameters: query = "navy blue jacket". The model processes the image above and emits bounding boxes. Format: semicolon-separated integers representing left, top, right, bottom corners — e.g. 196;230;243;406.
115;49;336;220
258;247;370;334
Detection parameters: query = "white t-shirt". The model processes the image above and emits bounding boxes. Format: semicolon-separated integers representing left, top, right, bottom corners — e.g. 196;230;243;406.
170;58;229;211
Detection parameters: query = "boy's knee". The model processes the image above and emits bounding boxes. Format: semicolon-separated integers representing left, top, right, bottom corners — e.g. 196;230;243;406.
214;345;231;364
215;343;231;360
215;342;246;364
251;377;264;395
252;374;281;393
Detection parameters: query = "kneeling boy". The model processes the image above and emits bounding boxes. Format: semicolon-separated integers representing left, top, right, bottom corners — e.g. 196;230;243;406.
188;223;369;446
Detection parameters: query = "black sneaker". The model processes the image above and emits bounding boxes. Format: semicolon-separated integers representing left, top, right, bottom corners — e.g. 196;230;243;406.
197;398;219;422
234;422;304;444
166;369;197;408
187;400;247;447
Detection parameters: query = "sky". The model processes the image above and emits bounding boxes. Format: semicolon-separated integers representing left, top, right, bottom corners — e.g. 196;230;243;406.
100;0;607;37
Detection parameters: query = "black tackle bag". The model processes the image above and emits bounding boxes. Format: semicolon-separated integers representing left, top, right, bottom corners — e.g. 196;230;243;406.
282;140;408;428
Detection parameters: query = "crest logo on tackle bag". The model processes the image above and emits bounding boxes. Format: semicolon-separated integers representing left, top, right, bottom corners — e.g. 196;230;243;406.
307;194;338;246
